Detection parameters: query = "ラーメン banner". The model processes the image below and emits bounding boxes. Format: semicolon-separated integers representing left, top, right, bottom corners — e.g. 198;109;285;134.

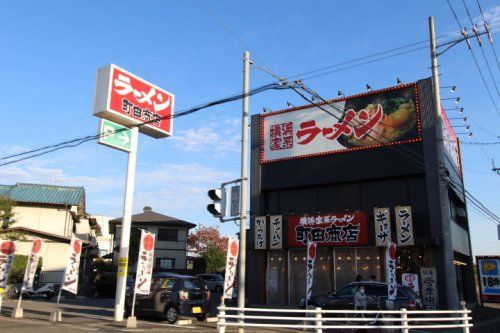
223;238;239;300
135;230;156;295
306;240;316;302
386;242;397;301
0;240;17;288
22;239;43;291
260;83;421;163
62;235;82;294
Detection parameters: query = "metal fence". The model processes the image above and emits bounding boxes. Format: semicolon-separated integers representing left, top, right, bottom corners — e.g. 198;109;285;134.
217;301;472;333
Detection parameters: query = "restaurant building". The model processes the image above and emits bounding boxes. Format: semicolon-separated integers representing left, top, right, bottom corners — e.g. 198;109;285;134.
247;78;476;309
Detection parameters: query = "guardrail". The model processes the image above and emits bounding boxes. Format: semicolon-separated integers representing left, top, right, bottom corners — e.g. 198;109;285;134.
217;301;472;333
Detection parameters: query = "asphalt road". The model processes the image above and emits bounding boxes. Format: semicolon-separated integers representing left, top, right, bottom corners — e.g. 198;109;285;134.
1;297;499;333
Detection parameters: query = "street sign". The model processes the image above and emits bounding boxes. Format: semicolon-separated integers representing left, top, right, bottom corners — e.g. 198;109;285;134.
98;119;132;152
230;185;240;217
93;64;174;139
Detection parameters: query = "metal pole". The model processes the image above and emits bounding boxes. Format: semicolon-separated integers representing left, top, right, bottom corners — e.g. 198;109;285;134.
131;292;137;318
238;51;250;333
429;16;459;309
114;126;139;321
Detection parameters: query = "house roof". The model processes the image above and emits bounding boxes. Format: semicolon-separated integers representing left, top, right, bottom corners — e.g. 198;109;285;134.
110;206;196;229
0;227;91;245
0;183;85;206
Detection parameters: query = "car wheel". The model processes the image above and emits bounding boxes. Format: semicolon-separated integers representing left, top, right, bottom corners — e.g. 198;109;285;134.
195;313;207;321
214;285;222;293
165;305;178;324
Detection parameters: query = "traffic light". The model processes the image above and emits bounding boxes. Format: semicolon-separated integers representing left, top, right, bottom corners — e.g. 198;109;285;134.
207;188;226;218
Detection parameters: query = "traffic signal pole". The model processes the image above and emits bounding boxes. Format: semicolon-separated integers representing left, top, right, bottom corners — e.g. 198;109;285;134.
114;126;139;321
238;51;250;333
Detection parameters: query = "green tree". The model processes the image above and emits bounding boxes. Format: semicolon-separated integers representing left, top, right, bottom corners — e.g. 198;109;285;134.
8;254;43;284
0;196;16;230
201;246;226;273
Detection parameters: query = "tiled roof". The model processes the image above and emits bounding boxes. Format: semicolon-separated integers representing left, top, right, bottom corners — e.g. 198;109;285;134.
110;206;196;229
0;183;85;206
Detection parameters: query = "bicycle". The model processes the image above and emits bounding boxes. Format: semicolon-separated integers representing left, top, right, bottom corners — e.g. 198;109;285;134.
341;298;399;333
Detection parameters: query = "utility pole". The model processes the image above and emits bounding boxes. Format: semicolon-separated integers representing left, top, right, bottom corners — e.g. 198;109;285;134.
238;51;250;333
429;16;459;309
114;126;139;321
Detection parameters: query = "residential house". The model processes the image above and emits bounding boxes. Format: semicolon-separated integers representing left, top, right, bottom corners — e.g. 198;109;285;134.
109;206;196;271
0;183;98;284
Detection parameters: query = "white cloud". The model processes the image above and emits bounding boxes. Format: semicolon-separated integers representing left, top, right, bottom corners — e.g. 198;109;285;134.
473;5;500;32
172;118;241;157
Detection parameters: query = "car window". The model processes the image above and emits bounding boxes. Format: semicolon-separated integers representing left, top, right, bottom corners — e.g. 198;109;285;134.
336;285;357;297
364;285;386;296
397;288;407;298
183;278;203;290
215;275;224;281
201;275;214;281
160;278;176;289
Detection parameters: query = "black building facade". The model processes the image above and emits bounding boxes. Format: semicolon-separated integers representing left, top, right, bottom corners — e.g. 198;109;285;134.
248;78;476;309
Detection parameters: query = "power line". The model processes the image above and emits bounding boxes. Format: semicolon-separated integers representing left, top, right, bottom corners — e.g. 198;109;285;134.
446;0;500;116
461;0;500;98
476;0;500;70
0;82;288;167
460;141;500;145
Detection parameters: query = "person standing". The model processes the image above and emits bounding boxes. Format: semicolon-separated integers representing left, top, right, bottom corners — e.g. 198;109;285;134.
354;285;368;310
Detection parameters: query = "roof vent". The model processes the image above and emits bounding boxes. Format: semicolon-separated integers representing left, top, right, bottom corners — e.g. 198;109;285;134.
143;206;152;212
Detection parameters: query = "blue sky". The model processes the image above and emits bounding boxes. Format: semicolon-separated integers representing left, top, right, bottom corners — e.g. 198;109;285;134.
0;1;499;255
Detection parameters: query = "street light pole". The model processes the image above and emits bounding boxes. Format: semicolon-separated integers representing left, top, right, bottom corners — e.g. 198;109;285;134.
429;16;459;309
238;51;250;333
114;126;139;321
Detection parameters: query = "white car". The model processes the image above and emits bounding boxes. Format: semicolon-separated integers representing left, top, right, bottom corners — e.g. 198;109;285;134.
196;274;224;293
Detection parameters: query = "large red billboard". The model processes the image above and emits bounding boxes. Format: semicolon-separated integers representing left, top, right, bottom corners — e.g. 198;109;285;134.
260;83;422;163
288;211;368;247
93;64;175;139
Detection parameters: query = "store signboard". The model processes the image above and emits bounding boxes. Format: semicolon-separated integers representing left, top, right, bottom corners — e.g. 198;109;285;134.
93;64;175;138
374;207;391;246
386;242;397;301
477;256;500;303
402;273;420;294
269;215;283;249
395;206;414;246
420;267;438;309
22;239;43;291
0;240;16;288
135;230;156;295
62;235;82;294
223;238;239;299
288;211;368;247
441;108;462;177
260;83;421;163
254;216;267;249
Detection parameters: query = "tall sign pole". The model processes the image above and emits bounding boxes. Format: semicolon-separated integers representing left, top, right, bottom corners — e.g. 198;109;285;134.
429;16;459;309
114;126;139;321
238;51;250;333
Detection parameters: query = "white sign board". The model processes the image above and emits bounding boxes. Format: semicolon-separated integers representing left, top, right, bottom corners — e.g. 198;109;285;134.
420;267;438;309
395;206;414;246
386;242;397;301
402;273;420;294
254;216;267;249
0;240;16;288
135;230;156;295
62;235;83;294
269;215;283;249
306;241;317;301
22;239;43;291
374;207;391;246
223;238;239;299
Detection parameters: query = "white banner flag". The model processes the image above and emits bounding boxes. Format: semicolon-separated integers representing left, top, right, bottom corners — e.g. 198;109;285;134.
223;238;239;299
62;235;83;294
135;230;156;295
0;240;17;288
22;239;43;291
386;242;397;301
306;240;317;302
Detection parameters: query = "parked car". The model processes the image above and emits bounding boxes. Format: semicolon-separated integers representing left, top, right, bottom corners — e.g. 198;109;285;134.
22;283;56;300
299;281;422;310
92;272;135;298
125;273;210;324
196;274;224;293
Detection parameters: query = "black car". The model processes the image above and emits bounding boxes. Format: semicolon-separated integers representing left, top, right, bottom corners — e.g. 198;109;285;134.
125;273;210;324
299;281;422;310
92;272;135;298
